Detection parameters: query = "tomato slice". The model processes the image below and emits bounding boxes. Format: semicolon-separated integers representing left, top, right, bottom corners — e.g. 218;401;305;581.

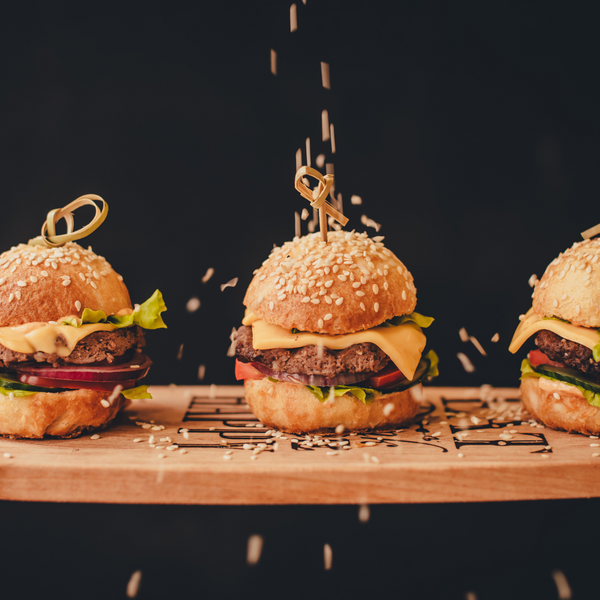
17;373;138;391
235;360;264;381
529;349;564;368
365;363;407;389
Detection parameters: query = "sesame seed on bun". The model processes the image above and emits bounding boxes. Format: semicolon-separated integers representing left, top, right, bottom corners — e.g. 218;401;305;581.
533;237;600;328
0;242;132;327
243;231;417;335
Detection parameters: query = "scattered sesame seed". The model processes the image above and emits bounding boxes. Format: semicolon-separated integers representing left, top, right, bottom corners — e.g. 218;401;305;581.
90;434;100;440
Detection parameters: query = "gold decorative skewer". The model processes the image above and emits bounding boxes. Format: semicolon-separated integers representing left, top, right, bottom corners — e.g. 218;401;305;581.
294;166;348;242
28;194;108;248
581;223;600;240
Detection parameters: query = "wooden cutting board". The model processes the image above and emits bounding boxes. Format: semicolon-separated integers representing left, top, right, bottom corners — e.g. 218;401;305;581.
0;385;599;505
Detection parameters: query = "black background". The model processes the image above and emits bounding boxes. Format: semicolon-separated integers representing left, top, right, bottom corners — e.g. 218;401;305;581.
1;0;598;388
0;1;599;598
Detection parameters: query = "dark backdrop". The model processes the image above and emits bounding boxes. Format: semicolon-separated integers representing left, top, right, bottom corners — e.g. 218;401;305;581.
1;0;598;387
0;3;598;599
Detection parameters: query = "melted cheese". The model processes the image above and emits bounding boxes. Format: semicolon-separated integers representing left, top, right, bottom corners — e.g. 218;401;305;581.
249;318;426;380
0;322;116;356
509;307;600;354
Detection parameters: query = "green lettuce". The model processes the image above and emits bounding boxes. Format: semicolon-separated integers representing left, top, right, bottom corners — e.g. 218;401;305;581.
305;349;439;405
62;290;167;330
593;332;600;363
0;386;37;397
521;358;600;408
121;385;152;400
426;349;439;378
306;385;380;405
380;312;434;329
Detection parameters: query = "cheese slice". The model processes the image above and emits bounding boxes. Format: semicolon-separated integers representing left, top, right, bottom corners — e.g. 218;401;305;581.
249;318;426;380
509;307;600;354
0;322;116;356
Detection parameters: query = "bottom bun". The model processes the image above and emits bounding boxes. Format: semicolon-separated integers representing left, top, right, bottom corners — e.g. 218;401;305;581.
0;388;129;439
244;378;420;433
521;376;600;435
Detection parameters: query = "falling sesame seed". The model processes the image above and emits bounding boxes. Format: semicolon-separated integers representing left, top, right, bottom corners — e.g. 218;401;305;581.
221;277;239;291
457;353;475;373
186;297;201;312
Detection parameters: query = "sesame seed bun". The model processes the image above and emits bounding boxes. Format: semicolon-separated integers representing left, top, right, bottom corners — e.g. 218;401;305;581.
0;387;129;439
532;237;600;327
0;242;132;327
244;378;420;433
243;231;417;335
521;376;600;435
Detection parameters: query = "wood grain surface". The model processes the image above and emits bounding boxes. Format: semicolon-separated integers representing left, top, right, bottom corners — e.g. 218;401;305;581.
1;385;599;505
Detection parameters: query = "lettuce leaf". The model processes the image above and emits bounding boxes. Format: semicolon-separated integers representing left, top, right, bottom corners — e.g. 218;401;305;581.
305;348;439;405
426;349;440;379
593;332;600;363
121;385;152;400
62;290;167;330
0;386;37;397
520;358;600;408
380;312;434;329
306;385;380;405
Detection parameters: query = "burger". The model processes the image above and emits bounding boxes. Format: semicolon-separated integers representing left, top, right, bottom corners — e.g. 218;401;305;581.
510;236;600;434
234;230;438;433
0;241;166;438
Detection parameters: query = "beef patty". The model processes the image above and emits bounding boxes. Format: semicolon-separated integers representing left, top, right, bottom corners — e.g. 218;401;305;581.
535;330;600;376
235;325;389;377
0;326;145;369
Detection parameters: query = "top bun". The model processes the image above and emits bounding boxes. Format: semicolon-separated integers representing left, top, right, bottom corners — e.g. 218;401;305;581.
0;242;132;327
533;237;600;327
243;231;417;335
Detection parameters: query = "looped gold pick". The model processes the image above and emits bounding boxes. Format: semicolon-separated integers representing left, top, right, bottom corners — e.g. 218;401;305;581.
28;194;109;248
294;166;348;242
581;223;600;240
